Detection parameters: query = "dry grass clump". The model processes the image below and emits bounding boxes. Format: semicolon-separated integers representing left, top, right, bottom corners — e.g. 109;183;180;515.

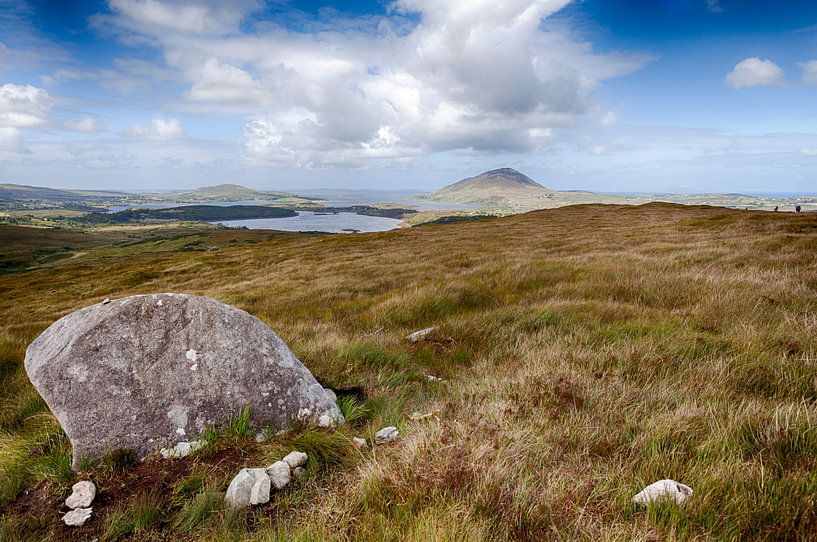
1;203;817;540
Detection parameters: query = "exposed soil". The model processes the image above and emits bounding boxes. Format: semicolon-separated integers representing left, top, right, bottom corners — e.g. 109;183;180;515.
7;445;262;541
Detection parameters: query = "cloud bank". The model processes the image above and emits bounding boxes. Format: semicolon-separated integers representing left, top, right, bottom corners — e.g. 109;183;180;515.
94;0;650;167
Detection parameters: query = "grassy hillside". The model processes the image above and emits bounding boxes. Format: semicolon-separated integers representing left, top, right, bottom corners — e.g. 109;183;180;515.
81;205;298;224
0;184;132;201
1;204;817;540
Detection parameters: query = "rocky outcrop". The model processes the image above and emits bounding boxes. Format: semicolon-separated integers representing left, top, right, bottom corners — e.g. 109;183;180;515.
24;294;343;468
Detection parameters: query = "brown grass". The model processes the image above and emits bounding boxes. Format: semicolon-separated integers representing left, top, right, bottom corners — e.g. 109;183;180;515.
2;203;817;540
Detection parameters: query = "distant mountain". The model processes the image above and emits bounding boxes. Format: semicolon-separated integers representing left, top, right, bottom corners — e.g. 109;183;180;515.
426;168;555;205
180;184;294;200
0;183;132;201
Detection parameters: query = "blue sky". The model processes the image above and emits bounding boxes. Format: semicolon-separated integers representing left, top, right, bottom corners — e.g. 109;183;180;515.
1;0;817;193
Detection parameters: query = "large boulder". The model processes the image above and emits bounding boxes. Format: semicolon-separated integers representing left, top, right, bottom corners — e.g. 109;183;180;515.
25;293;343;469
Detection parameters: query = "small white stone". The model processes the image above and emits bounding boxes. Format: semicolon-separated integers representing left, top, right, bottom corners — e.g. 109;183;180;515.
62;507;92;527
352;437;368;449
297;408;312;420
254;431;267;443
427;375;443;382
406;327;435;342
318;414;334;427
185;349;198;362
266;460;291;490
101;298;110;305
225;468;269;508
375;426;399;444
282;451;308;469
65;480;96;509
189;364;198;371
160;440;205;459
157;300;163;306
249;473;271;505
292;466;305;479
633;479;693;506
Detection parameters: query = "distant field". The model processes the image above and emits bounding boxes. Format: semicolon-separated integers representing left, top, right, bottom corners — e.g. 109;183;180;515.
1;204;817;540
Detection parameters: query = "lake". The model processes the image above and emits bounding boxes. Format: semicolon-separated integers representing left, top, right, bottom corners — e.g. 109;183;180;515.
214;211;402;233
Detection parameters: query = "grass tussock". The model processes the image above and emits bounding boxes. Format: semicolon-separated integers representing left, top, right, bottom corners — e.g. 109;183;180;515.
1;203;817;540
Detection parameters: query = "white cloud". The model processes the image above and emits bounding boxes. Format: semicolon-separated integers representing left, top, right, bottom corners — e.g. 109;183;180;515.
63;116;106;132
185;58;270;109
0;83;52;127
726;57;784;89
800;148;817;156
104;0;259;36
0;126;26;153
97;0;649;166
706;0;724;14
122;117;185;140
800;60;817;85
600;111;618;126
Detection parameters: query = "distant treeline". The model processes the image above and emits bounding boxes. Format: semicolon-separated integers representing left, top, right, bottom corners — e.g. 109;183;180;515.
80;205;297;224
78;204;415;224
311;206;414;219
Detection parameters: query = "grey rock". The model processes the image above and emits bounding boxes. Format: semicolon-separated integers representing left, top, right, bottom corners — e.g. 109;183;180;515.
406;327;434;342
24;294;344;469
292;466;305;479
324;388;337;401
375;426;399;444
160;439;205;459
250;473;271;505
65;480;96;509
266;460;291;489
633;479;693;505
225;468;270;508
62;507;92;527
282;451;308;469
352;437;368;449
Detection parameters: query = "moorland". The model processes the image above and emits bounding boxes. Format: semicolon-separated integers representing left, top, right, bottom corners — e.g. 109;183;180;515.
1;203;817;540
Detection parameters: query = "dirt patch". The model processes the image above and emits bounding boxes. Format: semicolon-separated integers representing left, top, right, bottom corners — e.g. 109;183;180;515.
7;444;261;541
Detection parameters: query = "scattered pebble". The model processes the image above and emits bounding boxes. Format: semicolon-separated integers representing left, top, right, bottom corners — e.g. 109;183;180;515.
406;327;435;342
101;298;110;305
65;480;96;509
282;451;308;469
633;479;692;506
160;440;205;459
427;374;443;382
225;468;270;508
375;426;399;444
266;460;291;490
352;437;368;449
292;466;305;479
62;507;92;527
318;414;334;427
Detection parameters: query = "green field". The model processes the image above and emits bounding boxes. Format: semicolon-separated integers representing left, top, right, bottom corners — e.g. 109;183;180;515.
1;203;817;540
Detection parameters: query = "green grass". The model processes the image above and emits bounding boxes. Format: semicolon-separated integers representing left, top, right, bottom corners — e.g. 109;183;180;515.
101;491;166;540
1;203;817;540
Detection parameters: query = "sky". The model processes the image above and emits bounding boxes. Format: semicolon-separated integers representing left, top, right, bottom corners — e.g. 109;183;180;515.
1;0;817;193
